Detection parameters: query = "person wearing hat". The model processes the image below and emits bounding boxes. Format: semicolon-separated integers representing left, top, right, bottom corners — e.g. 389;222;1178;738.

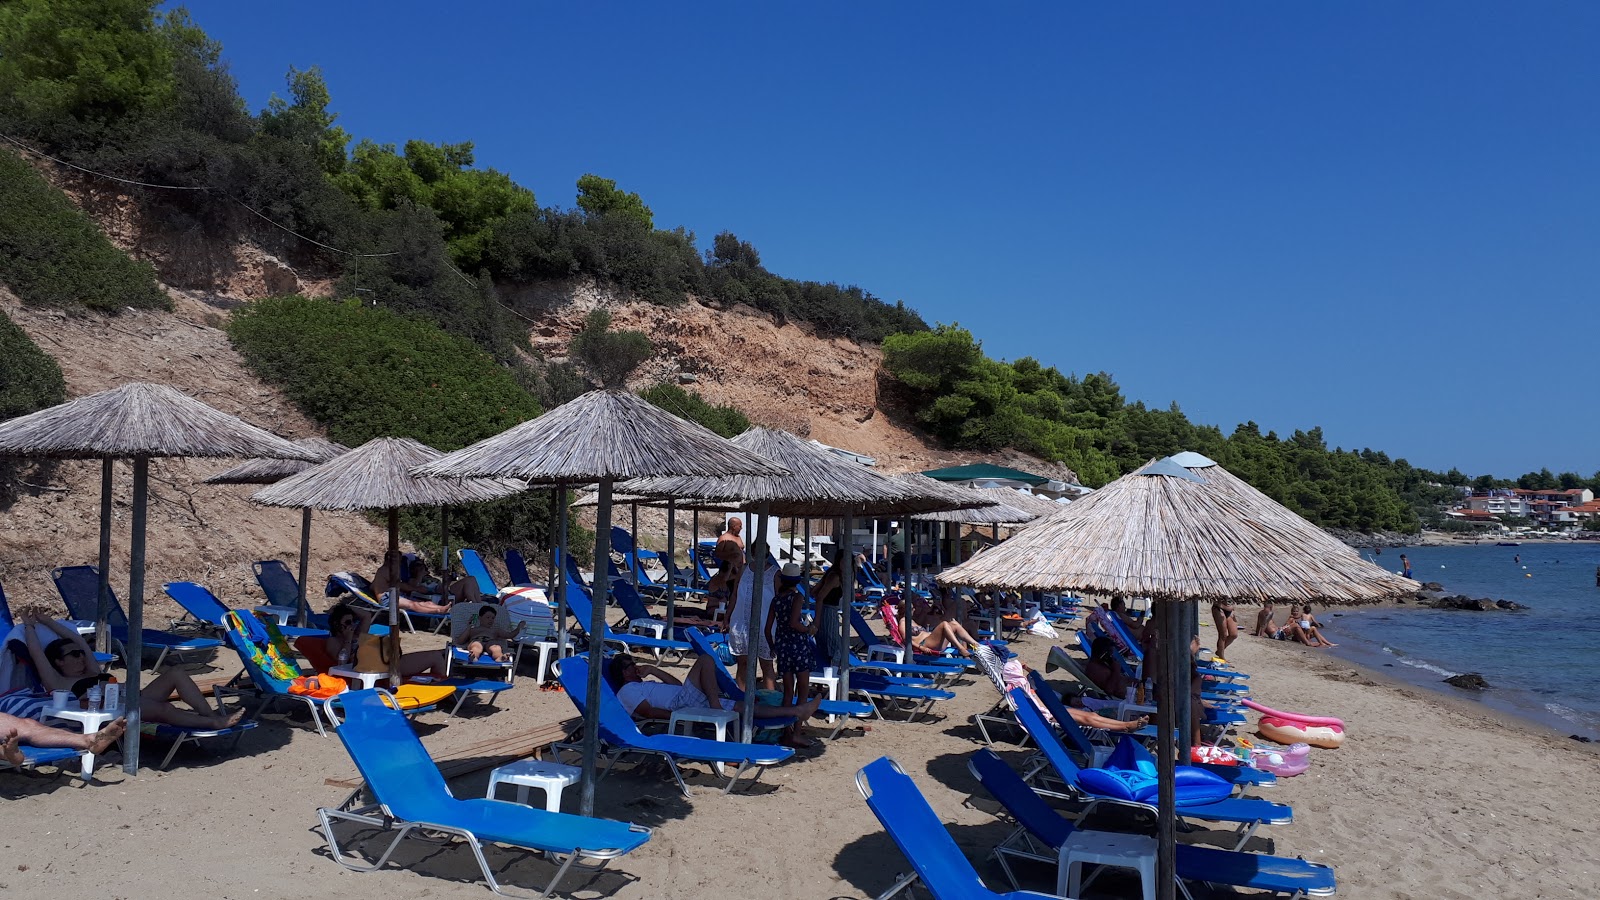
765;562;819;748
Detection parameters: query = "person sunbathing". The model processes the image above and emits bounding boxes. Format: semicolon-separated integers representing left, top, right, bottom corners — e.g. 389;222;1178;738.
1003;654;1148;733
457;604;516;662
1293;606;1338;647
21;612;243;731
1083;636;1134;700
0;714;126;766
325;602;447;678
1252;601;1278;637
605;652;821;724
371;550;472;614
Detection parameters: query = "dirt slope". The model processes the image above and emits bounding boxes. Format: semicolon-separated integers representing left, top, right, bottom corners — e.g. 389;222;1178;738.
0;285;386;619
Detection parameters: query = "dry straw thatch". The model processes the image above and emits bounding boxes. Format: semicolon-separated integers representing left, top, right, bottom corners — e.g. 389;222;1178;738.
0;382;316;461
989;486;1070;518
940;455;1419;604
252;437;525;511
619;427;969;517
204;437;350;485
414;390;790;483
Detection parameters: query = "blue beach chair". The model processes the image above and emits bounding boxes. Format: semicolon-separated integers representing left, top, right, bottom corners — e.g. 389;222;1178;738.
317;689;651;898
555;656;793;796
968;748;1334;898
326;572;448;634
856;755;1058;900
164;581;327;639
458;548;502;598
561;581;690;662
683;628;874;736
1010;687;1291;850
51;565;221;669
503;549;536;587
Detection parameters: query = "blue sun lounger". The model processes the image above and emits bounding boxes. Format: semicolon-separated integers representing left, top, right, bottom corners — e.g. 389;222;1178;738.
458;548;503;598
561;581;690;662
556;656;793;796
856;755;1058;900
318;688;651;898
969;747;1335;898
683;627;874;736
503;549;537;587
164;581;327;639
52;565;221;669
326;572;448;634
1011;687;1291;849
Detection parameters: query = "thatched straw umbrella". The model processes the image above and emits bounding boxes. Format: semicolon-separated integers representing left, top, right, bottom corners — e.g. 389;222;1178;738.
0;382;316;775
413;390;790;817
253;437;525;683
621;427;977;741
988;486;1069;519
940;455;1417;900
205;438;350;624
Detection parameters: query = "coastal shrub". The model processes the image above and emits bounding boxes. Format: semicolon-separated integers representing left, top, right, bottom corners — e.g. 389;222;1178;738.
226;295;539;450
570;310;652;389
0;149;169;312
0;310;66;419
639;383;750;438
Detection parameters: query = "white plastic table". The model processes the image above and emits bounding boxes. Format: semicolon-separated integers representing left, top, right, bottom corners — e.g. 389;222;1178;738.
1058;830;1157;900
252;604;299;625
44;705;122;779
668;707;738;775
486;759;580;812
330;666;385;690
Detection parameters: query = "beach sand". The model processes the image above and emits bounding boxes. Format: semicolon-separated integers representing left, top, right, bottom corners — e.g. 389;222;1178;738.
2;624;1596;899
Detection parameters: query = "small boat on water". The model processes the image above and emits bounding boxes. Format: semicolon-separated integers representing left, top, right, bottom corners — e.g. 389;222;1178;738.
1496;541;1521;546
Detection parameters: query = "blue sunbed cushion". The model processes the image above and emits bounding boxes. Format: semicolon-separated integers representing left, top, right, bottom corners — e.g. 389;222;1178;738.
1080;764;1233;805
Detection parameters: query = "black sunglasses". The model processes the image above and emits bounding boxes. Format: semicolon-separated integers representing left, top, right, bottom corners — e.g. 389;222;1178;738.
55;648;85;661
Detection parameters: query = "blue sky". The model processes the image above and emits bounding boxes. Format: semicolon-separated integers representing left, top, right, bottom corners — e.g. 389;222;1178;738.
181;1;1599;477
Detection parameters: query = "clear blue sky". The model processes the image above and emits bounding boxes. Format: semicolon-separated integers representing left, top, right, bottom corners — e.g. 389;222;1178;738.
180;1;1599;478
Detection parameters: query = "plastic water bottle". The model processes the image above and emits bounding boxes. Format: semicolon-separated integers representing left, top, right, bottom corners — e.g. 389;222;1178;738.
337;641;353;667
103;682;121;712
86;683;104;711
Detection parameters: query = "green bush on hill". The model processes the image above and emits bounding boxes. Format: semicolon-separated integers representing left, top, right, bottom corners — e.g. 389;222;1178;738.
0;310;66;419
639;383;750;439
0;149;169;312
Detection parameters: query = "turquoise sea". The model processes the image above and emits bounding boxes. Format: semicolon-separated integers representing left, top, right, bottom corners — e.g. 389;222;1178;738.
1325;542;1600;740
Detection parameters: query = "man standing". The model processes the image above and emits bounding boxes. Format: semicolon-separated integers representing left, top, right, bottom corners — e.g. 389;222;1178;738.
887;524;907;586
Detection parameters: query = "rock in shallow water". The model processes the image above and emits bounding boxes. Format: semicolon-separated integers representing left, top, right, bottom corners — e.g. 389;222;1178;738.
1444;673;1490;690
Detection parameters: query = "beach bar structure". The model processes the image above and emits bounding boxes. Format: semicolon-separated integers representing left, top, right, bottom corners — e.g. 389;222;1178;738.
940;451;1417;900
0;382;318;774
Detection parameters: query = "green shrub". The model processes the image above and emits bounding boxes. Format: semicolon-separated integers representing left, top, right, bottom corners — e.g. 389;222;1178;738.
0;149;169;312
226;295;539;449
0;309;66;419
639;383;750;438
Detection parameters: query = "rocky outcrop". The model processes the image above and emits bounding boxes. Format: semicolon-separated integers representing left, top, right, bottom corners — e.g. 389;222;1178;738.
1426;594;1528;611
1444;673;1490;690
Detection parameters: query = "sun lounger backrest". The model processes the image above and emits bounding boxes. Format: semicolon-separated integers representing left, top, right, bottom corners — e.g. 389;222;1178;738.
503;549;533;586
457;549;499;597
252;560;300;608
163;582;230;628
1010;686;1082;783
222;611;302;694
610;579;650;622
556;656;650;745
857;757;998;898
0;580;12;633
683;628;745;699
52;566;124;625
1028;670;1096;758
560;581;609;640
333;689;455;820
970;747;1076;850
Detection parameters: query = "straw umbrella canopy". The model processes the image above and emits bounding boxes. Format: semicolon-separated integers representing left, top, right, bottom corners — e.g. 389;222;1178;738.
0;382;317;775
205;438;350;623
902;475;1032;525
990;486;1070;518
252;437;526;683
940;455;1417;900
413;390;791;818
620;427;984;741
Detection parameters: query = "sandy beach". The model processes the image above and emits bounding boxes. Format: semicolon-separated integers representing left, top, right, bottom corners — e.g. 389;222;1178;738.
3;618;1596;900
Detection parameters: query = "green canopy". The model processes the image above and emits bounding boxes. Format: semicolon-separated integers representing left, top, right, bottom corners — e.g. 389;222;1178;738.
920;462;1048;486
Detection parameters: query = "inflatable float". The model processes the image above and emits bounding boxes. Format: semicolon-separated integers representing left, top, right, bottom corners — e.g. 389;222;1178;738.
1251;742;1311;776
1242;699;1344;728
1258;716;1345;749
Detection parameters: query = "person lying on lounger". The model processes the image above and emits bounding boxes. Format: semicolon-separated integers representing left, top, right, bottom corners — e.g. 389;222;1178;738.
605;652;821;723
457;604;516;662
325;602;447;678
1083;636;1134;700
0;712;125;766
20;612;243;731
371;550;479;614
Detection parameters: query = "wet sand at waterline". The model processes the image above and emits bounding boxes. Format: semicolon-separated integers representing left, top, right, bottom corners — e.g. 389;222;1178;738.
1;624;1594;899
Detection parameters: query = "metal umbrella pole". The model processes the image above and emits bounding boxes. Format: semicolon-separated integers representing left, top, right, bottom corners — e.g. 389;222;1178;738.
1156;597;1181;900
555;487;569;659
629;502;640;594
838;513;855;702
121;457;150;774
296;507;313;626
664;499;678;632
579;480;614;818
95;459;113;655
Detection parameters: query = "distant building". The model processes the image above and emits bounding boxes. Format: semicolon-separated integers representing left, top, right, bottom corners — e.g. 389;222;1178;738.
1461;488;1595;527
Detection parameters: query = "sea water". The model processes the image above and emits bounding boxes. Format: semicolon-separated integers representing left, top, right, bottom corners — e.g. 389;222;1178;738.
1324;542;1600;740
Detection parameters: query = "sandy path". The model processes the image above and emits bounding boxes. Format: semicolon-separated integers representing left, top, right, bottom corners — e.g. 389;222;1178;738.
2;620;1595;899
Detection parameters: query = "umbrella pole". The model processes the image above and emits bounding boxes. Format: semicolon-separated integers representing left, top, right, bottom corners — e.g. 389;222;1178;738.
296;507;312;627
664;499;677;632
691;510;701;589
387;508;401;687
95;458;113;655
838;514;854;702
630;502;640;595
1156;597;1180;900
1178;600;1194;760
580;480;614;818
556;486;569;659
440;507;449;577
122;456;150;776
803;518;812;578
740;503;771;742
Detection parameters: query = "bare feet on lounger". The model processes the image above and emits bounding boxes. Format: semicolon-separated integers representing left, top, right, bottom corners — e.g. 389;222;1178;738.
1;730;22;767
87;718;127;756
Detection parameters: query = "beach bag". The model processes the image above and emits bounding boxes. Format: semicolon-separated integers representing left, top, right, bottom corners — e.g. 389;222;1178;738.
750;688;786;743
355;633;399;672
288;674;346;699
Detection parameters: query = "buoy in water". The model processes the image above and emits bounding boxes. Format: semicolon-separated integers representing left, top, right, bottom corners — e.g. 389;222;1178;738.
1526;573;1533;578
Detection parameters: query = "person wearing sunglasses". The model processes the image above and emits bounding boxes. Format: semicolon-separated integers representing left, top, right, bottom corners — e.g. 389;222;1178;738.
21;611;243;731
